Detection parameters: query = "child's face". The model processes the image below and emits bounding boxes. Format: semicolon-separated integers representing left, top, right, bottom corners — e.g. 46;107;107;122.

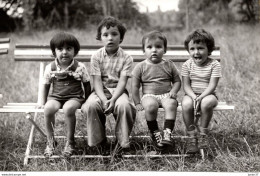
55;44;75;66
188;40;209;66
101;26;121;55
144;38;165;64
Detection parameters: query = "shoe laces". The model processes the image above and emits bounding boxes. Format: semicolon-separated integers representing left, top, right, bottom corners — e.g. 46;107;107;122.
163;128;172;141
153;131;162;143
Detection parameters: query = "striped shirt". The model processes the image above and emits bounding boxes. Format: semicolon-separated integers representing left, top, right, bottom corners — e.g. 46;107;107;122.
43;58;90;84
181;58;221;94
91;47;133;88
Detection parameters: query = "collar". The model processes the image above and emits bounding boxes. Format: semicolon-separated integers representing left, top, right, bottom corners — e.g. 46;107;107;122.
102;47;120;58
54;58;75;71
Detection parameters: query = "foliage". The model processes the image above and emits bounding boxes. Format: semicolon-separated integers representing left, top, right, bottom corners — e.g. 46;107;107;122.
0;0;149;32
176;0;258;30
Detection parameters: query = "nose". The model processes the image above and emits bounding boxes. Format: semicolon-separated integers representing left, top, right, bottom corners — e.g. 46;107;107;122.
62;49;67;54
108;34;113;40
151;47;156;52
194;49;199;54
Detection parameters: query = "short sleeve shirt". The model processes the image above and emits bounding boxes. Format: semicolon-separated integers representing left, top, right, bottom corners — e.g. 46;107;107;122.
181;58;222;94
90;47;133;88
132;59;181;95
43;58;90;84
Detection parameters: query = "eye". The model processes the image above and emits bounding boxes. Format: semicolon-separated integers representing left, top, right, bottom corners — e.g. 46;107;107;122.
67;46;73;51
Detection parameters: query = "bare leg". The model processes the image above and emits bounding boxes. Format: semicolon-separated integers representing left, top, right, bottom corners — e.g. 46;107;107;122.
161;97;178;121
182;95;195;131
141;96;159;121
63;99;81;144
200;95;218;129
44;99;61;142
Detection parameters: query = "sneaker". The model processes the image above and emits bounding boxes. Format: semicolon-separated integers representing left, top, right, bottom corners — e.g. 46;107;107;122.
161;128;174;146
151;130;165;150
62;141;76;157
186;137;199;154
198;134;209;149
44;140;57;157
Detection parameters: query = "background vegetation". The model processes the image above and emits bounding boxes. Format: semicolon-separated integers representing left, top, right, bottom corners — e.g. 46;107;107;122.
0;0;259;172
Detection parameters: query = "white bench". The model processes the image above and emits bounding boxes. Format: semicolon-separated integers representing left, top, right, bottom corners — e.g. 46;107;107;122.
0;38;10;99
0;44;234;165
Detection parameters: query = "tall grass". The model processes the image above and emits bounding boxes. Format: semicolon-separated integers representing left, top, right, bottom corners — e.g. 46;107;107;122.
0;24;259;171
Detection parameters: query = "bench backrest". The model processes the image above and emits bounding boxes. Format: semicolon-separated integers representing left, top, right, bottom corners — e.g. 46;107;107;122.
0;38;10;55
14;44;220;62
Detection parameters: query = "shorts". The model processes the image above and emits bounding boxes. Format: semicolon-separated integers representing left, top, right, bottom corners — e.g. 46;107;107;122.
141;92;171;106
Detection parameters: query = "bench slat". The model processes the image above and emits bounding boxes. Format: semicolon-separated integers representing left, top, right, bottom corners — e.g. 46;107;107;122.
0;104;234;113
14;44;220;62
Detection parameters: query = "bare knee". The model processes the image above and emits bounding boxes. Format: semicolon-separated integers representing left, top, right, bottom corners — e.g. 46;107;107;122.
182;99;193;112
143;102;158;113
163;99;178;111
201;97;217;111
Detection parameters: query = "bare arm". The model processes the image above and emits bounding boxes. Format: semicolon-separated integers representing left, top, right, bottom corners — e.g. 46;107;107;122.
182;76;197;100
131;76;144;111
197;77;219;100
93;75;107;110
40;84;50;106
169;81;181;99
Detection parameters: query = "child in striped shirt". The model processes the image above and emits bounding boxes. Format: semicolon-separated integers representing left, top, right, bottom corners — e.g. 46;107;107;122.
181;29;222;154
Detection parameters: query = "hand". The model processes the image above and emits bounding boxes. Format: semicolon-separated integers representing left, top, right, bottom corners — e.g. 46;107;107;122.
169;91;177;99
135;103;144;111
194;96;202;113
101;99;108;112
104;99;115;115
36;104;44;109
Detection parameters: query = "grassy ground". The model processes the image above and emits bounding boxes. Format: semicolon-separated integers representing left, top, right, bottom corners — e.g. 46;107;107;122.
0;24;259;171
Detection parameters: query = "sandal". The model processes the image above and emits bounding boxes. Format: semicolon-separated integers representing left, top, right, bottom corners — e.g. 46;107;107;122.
44;140;57;157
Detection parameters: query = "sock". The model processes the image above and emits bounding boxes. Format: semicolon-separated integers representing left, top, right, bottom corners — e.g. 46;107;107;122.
164;119;175;131
147;120;159;134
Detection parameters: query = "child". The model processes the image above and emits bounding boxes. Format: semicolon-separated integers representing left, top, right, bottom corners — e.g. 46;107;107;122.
41;32;91;157
181;29;221;154
81;16;136;153
132;31;181;150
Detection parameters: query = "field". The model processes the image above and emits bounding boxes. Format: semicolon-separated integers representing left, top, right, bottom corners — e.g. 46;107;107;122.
0;24;259;172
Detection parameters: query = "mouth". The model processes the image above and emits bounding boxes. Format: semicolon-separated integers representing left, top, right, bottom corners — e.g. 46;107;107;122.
107;42;114;46
151;54;157;57
194;56;202;60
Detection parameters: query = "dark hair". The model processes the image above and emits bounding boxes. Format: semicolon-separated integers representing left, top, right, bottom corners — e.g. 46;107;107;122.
96;16;127;43
184;29;215;55
50;32;80;57
141;30;167;52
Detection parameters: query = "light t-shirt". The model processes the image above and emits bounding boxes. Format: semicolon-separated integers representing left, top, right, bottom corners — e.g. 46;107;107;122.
181;58;222;94
132;59;181;95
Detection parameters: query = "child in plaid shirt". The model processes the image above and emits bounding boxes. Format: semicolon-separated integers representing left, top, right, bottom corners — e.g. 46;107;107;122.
81;17;136;153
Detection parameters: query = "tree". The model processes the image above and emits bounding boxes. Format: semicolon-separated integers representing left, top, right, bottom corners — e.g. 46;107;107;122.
228;0;257;22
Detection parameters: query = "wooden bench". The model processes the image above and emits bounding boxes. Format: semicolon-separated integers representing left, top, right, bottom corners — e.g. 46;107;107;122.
0;38;10;99
0;44;235;165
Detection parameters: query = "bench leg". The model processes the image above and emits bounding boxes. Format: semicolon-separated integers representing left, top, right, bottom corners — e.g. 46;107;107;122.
24;112;45;165
26;113;46;137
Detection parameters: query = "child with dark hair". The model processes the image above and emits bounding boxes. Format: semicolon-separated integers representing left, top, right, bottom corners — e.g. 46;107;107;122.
81;16;136;153
132;31;181;150
41;31;91;157
181;29;221;154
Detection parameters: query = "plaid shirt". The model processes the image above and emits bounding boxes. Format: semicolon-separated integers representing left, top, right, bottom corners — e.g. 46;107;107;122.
90;47;133;88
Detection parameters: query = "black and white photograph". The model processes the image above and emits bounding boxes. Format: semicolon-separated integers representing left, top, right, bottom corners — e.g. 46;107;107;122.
0;0;259;175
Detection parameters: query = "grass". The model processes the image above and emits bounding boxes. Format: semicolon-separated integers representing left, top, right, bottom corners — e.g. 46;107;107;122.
0;24;260;171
